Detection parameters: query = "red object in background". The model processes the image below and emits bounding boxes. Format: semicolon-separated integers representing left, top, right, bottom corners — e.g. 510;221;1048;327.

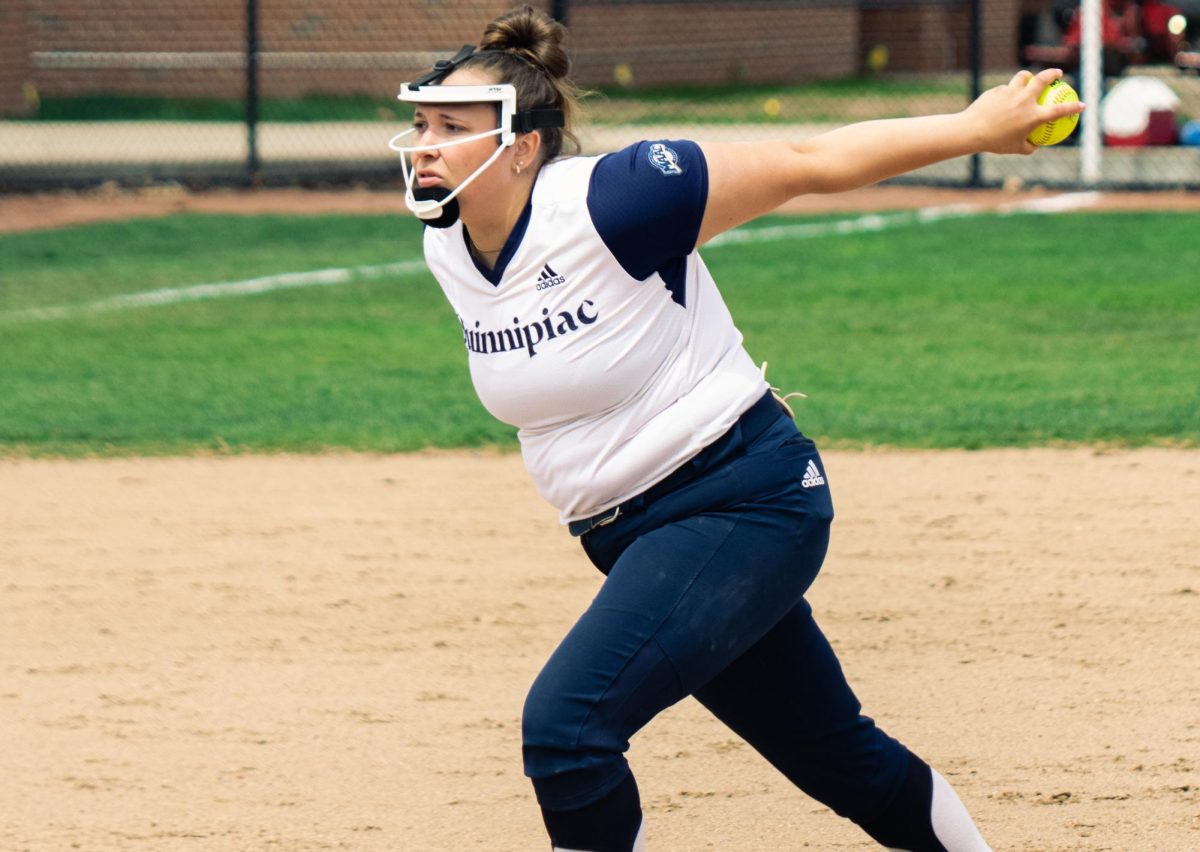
1105;109;1180;145
1028;0;1187;70
1062;0;1136;50
1138;0;1188;58
1062;0;1185;59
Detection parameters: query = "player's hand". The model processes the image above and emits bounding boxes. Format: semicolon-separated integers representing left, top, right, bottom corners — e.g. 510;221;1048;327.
962;68;1085;156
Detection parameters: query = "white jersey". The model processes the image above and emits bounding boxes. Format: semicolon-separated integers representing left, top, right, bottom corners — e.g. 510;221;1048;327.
422;140;767;523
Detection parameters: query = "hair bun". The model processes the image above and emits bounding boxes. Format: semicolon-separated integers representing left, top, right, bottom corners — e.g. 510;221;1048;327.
479;5;569;81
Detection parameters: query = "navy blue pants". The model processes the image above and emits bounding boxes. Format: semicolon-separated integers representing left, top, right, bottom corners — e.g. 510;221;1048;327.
522;393;911;833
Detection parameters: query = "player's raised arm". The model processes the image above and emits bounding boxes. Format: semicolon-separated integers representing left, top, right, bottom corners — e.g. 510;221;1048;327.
695;67;1085;245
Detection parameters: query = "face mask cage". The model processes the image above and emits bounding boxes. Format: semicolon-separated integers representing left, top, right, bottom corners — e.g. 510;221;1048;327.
389;45;566;222
388;83;517;221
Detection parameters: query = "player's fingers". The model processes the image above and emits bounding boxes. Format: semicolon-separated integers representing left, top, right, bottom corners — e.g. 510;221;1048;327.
1029;67;1065;92
1008;69;1035;90
1045;99;1087;121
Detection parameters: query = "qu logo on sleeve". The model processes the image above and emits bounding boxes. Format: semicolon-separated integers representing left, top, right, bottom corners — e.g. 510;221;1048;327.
648;143;683;176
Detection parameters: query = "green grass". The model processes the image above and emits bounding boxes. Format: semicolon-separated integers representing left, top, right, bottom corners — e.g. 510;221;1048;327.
31;94;404;123
30;76;969;125
0;214;509;455
0;215;410;311
586;76;968;124
715;213;1200;447
1;210;1197;456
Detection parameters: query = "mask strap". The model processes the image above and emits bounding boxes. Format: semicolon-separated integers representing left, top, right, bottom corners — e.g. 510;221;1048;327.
513;108;565;134
408;45;477;89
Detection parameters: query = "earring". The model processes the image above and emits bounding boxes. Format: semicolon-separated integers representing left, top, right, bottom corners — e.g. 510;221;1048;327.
515;161;523;175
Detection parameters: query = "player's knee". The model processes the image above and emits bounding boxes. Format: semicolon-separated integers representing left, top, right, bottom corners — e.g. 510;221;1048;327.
521;672;591;779
521;667;578;754
521;673;633;809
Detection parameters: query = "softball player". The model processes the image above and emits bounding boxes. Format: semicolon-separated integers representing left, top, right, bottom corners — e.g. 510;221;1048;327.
392;7;1083;850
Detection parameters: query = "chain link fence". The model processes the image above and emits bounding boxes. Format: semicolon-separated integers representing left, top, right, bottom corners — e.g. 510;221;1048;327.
1;0;1198;191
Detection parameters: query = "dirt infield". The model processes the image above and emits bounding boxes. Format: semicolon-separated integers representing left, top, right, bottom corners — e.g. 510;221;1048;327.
3;182;1200;235
3;183;1198;849
2;449;1197;851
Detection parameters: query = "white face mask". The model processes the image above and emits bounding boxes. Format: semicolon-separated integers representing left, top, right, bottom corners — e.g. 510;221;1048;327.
389;46;565;227
388;82;518;227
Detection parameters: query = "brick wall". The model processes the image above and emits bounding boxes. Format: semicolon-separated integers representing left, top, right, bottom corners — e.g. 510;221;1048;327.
14;0;517;103
982;0;1025;68
861;4;969;73
860;1;1026;73
0;0;32;116
1;1;1023;116
569;3;860;87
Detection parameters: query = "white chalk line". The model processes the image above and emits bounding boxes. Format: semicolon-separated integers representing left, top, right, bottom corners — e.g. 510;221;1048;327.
2;193;1101;325
705;191;1102;247
0;258;429;325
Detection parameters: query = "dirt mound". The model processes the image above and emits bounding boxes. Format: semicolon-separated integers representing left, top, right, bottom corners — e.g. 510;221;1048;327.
3;449;1196;850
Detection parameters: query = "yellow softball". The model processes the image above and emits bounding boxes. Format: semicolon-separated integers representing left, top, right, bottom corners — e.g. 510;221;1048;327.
1027;80;1079;147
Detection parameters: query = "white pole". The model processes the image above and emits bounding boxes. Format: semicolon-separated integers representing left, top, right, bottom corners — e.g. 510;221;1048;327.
1080;0;1103;183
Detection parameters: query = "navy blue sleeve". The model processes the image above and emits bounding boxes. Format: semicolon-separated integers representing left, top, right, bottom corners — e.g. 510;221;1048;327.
586;140;708;282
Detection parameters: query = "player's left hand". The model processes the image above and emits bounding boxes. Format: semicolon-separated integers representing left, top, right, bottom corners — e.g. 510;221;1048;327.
963;68;1086;156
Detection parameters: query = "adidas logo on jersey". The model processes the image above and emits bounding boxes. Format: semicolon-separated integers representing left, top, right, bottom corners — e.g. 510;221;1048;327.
535;263;566;291
801;460;826;488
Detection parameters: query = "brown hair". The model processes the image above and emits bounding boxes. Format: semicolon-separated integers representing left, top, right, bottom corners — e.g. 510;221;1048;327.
464;5;583;162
